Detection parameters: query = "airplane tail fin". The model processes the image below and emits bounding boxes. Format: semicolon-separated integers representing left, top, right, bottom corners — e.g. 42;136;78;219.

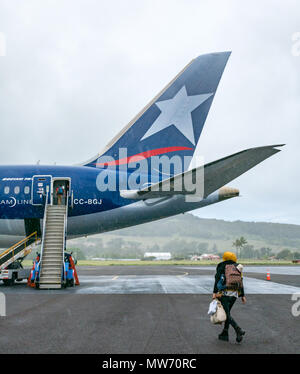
83;52;231;174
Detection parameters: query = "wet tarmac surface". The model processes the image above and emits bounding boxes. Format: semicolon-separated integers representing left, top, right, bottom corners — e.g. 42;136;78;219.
0;266;299;354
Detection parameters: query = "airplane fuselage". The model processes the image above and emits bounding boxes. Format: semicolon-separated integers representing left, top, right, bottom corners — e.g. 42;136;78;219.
0;164;225;247
0;165;117;219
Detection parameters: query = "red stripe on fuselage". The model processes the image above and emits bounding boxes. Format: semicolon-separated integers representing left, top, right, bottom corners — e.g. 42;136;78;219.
94;146;194;166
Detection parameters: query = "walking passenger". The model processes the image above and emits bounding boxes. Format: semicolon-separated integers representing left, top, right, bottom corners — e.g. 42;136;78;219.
212;251;246;343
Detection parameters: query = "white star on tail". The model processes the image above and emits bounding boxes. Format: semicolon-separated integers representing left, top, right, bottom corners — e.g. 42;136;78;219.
141;86;213;145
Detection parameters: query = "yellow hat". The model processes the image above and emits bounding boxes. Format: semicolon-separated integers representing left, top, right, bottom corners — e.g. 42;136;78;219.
223;251;237;262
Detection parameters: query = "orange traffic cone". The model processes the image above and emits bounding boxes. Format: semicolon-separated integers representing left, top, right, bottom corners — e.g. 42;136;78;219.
266;270;271;281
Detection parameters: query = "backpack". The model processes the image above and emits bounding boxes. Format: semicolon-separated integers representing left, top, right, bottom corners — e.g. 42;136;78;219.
58;186;64;195
225;264;243;290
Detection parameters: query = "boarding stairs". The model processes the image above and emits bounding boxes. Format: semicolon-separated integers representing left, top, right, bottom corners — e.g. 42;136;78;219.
0;232;40;271
38;203;68;289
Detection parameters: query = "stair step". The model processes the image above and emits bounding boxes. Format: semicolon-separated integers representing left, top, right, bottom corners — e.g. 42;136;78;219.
44;232;64;236
41;261;62;266
46;215;65;218
45;220;64;223
45;234;64;237
43;247;63;251
39;284;62;289
44;235;64;238
44;238;64;243
42;254;62;258
46;219;65;221
43;246;63;250
43;251;63;255
40;264;61;268
42;249;64;254
44;238;64;241
44;243;64;247
45;227;64;230
42;256;62;261
46;213;65;217
42;253;62;257
44;239;64;244
40;272;61;278
41;266;61;271
46;226;64;229
42;252;63;256
45;230;64;232
41;261;61;266
46;220;64;223
44;232;64;235
43;247;63;252
39;277;61;283
43;244;63;248
47;213;65;216
47;209;66;213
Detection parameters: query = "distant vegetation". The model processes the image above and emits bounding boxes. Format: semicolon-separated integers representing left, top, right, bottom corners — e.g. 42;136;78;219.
65;214;300;261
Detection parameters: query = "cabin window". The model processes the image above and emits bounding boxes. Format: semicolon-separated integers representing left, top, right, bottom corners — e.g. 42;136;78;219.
4;186;9;194
24;186;30;194
14;186;20;195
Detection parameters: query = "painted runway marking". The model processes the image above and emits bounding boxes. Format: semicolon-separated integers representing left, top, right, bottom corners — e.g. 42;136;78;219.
179;266;300;276
176;272;189;278
73;275;300;295
1;272;299;295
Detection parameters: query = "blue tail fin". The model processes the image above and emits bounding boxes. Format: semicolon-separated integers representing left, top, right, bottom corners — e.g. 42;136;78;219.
84;52;230;173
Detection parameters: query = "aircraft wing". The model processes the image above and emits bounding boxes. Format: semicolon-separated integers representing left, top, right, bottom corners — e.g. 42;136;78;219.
120;144;283;200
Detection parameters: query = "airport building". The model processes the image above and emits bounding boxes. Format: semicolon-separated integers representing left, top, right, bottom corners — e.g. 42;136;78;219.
144;252;172;260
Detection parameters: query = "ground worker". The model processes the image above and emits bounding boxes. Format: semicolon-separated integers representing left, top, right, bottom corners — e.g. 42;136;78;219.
212;251;246;343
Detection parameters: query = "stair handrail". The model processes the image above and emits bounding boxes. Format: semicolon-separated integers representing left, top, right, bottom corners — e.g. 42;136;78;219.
0;231;38;259
62;192;69;285
0;231;39;268
39;190;49;268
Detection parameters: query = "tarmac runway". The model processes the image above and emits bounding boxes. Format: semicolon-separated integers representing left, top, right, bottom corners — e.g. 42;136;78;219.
0;265;299;354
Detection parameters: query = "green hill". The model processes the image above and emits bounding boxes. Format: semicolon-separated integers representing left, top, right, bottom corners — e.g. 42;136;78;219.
67;214;300;260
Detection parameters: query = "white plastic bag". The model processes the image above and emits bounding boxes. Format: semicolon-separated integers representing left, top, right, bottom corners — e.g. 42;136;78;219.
210;301;227;325
207;300;218;315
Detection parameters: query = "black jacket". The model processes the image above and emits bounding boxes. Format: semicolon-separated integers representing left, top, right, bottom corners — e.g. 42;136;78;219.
213;260;245;297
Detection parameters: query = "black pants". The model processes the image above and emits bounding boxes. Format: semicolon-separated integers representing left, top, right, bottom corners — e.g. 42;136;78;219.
220;296;239;331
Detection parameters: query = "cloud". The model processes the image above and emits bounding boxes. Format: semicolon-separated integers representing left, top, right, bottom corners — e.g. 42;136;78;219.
0;0;299;223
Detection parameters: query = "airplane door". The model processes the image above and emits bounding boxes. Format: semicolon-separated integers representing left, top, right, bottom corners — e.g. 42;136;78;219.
32;175;52;205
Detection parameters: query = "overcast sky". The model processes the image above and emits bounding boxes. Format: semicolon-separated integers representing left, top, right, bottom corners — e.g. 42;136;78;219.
0;0;300;224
